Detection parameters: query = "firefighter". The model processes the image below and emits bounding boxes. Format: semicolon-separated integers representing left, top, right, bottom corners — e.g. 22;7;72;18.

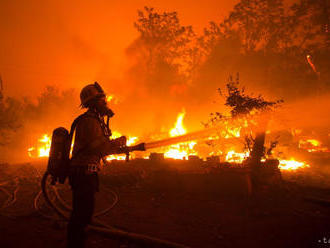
67;82;126;248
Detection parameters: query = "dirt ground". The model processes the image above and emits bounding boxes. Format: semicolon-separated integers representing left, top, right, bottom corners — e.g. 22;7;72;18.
1;160;330;248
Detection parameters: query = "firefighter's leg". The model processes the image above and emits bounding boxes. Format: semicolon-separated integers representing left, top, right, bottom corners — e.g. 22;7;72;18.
67;174;96;248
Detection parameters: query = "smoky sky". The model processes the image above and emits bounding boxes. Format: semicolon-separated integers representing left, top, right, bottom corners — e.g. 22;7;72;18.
0;0;240;97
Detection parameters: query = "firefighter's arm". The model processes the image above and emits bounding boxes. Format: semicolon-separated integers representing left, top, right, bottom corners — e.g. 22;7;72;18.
88;136;127;157
76;117;144;157
89;137;146;158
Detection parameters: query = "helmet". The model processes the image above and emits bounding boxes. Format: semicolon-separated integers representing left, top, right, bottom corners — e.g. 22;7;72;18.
80;82;106;108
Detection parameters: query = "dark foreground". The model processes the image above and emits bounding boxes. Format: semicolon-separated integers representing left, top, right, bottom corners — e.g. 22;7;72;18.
1;160;330;248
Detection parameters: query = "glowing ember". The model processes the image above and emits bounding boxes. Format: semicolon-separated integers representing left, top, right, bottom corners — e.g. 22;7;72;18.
306;55;317;73
279;159;310;170
106;154;127;161
106;94;120;104
28;134;51;158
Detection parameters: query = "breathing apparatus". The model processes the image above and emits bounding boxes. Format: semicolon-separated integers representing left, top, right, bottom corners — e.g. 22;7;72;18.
80;82;114;137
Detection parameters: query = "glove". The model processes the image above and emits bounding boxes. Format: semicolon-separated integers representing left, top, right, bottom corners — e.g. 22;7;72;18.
114;136;127;147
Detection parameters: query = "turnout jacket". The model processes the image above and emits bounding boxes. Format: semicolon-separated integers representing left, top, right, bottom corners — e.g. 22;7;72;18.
70;110;118;168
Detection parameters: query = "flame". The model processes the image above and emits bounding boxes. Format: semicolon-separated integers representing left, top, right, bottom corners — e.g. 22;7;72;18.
169;111;186;137
106;95;113;102
111;131;138;146
279;159;310;170
105;131;138;161
299;138;329;153
225;150;249;163
224;127;241;138
306;139;320;146
106;154;127;161
28;130;138;160
28;134;51;158
164;110;197;159
106;94;120;104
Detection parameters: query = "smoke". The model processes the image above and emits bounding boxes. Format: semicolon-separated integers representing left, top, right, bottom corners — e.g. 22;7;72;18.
0;86;80;163
272;93;330;131
1;2;330;164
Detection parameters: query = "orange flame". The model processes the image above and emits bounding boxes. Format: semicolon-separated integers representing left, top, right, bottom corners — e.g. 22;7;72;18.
164;110;197;160
106;95;113;102
105;131;138;161
225;150;249;163
299;138;329;153
279;159;310;170
106;94;120;104
28;134;51;158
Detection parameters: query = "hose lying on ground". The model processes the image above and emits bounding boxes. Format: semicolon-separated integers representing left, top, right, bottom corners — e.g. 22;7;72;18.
41;171;191;248
51;184;119;217
0;177;20;211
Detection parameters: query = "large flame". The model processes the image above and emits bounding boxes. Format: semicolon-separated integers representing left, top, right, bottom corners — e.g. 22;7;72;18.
164;110;197;160
26;110;319;174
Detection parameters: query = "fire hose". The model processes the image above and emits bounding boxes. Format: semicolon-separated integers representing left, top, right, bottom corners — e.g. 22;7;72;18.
40;129;222;247
0;177;19;212
41;140;193;248
41;171;190;248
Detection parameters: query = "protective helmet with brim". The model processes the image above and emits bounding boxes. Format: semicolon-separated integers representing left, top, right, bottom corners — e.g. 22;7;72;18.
80;82;106;108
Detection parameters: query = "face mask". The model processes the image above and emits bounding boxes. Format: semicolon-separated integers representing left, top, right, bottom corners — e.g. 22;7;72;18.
95;100;114;117
92;82;115;117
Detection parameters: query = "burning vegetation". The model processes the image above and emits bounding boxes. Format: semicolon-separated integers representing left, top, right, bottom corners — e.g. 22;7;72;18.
0;1;330;247
25;76;322;175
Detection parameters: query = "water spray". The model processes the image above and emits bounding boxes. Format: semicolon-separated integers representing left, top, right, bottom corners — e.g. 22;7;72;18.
144;126;218;150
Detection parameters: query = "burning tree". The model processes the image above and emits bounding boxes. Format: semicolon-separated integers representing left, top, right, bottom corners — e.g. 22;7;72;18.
204;74;283;170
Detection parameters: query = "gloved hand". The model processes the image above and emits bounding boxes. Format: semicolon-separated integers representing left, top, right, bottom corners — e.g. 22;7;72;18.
114;136;127;147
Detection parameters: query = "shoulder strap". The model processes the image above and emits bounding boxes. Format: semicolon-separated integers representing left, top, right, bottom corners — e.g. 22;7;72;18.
69;111;110;160
69;112;93;160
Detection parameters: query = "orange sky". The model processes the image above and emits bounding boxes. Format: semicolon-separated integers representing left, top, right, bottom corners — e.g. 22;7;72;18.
0;0;239;97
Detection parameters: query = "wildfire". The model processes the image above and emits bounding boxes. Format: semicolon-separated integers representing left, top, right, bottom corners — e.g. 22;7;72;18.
164;110;197;160
279;159;310;171
225;150;249;163
223;127;241;138
28;134;51;158
28;130;138;160
299;138;329;153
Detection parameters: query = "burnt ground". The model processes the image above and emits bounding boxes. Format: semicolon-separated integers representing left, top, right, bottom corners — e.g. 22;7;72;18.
1;160;330;248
